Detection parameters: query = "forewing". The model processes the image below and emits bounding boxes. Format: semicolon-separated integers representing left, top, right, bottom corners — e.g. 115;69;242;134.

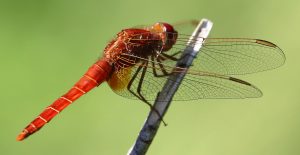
169;37;285;75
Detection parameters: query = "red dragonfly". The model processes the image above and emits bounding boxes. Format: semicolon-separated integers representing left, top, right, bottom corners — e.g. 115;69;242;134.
17;21;285;141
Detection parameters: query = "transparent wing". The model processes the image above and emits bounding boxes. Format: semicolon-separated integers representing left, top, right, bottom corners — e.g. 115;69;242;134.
107;53;262;101
169;37;285;75
172;20;285;74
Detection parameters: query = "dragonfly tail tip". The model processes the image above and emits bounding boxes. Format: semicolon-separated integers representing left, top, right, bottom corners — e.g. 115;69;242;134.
16;131;27;141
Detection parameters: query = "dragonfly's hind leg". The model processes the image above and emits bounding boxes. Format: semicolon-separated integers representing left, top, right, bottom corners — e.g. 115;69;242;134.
127;61;167;126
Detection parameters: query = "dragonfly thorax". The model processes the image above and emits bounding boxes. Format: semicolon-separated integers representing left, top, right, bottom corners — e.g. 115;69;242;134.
103;23;178;71
104;29;159;69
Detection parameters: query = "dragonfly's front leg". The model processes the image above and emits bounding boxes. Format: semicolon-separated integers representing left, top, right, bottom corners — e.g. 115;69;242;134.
151;55;169;77
160;51;181;61
151;51;183;78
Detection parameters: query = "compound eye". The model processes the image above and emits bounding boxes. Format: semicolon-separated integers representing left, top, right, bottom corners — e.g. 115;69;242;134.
161;23;175;33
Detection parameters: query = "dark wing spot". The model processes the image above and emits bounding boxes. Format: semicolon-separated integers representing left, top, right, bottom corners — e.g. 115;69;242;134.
229;77;251;86
255;39;277;48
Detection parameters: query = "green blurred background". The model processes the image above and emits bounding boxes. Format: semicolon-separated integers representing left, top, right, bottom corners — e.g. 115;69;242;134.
0;0;299;154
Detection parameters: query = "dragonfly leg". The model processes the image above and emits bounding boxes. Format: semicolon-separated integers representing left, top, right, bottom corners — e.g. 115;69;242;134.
137;61;168;126
127;63;143;100
127;61;167;126
151;55;171;77
151;51;184;77
151;56;160;77
160;51;181;61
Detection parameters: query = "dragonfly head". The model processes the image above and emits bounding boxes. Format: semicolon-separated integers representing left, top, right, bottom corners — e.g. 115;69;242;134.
151;22;178;51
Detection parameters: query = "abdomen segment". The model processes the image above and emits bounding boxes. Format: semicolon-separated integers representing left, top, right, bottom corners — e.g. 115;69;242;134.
17;58;112;141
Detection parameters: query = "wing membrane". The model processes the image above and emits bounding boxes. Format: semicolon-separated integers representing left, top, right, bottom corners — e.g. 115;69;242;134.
106;29;284;101
107;53;262;101
170;37;285;75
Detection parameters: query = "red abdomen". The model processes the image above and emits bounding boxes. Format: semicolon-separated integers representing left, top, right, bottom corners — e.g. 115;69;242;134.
17;58;112;141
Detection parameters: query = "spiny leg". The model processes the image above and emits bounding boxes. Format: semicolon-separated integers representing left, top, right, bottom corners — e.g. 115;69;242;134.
152;50;183;77
126;61;166;124
151;55;160;77
160;50;197;68
151;55;169;77
161;50;196;68
127;63;144;100
160;51;181;61
151;55;173;78
135;61;167;126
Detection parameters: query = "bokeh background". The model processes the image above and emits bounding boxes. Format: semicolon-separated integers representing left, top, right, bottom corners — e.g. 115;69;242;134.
1;0;299;154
